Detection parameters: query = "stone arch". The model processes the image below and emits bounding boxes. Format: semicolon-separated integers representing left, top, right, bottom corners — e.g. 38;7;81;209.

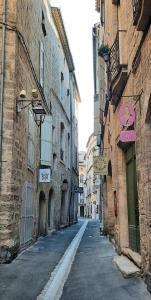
39;191;46;236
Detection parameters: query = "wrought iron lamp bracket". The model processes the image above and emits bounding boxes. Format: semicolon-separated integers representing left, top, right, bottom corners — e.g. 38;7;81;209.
120;90;143;103
16;98;41;111
16;98;46;126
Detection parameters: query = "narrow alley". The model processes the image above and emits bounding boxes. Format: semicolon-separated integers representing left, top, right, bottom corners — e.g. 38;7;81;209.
1;0;151;299
0;220;150;300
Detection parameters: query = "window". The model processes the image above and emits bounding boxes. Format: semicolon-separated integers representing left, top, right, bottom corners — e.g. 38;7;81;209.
39;42;44;88
60;122;65;161
67;88;71;116
68;133;70;168
41;115;52;166
53;153;57;171
52;125;55;145
28;108;35;169
101;0;105;26
75;145;78;169
42;11;47;37
61;72;64;101
80;174;84;183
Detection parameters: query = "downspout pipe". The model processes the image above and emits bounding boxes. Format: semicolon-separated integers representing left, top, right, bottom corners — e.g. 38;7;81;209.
0;0;6;184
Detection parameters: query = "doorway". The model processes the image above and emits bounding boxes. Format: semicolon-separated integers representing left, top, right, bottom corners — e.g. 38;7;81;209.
80;205;84;217
48;189;53;228
125;145;140;253
39;191;46;236
60;191;66;226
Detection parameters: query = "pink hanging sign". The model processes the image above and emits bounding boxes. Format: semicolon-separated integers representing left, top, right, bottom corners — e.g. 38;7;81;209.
120;130;136;142
119;103;135;127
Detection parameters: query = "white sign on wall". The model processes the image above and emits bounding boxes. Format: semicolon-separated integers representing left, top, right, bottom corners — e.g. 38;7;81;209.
39;168;51;183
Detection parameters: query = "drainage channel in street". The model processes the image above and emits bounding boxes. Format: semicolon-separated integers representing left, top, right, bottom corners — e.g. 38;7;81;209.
37;220;88;300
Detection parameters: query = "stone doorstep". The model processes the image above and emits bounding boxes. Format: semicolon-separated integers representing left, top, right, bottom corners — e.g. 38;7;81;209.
122;247;141;268
113;255;141;278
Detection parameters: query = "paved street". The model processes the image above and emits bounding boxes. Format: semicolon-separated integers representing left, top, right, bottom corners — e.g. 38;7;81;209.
61;221;151;300
0;220;151;300
0;221;83;300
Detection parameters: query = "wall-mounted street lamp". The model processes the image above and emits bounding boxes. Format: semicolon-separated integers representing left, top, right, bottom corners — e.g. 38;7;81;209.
16;89;46;126
98;44;110;63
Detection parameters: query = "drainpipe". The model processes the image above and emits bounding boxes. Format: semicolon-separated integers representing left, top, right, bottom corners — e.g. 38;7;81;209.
0;0;6;183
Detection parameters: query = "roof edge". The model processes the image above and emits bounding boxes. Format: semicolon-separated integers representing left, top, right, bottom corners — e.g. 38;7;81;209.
51;7;75;72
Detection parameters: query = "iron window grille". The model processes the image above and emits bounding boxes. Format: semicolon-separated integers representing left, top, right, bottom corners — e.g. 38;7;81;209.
109;32;121;84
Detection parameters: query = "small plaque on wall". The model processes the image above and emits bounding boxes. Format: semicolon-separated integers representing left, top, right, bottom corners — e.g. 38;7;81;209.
39;168;51;183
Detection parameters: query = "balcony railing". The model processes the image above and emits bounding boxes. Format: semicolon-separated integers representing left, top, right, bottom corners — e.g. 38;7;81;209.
133;0;142;25
109;32;121;84
108;31;128;106
133;0;151;30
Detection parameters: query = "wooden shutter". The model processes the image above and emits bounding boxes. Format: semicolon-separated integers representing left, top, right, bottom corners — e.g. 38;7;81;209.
28;108;35;169
41;115;52;166
39;42;44;88
20;183;33;245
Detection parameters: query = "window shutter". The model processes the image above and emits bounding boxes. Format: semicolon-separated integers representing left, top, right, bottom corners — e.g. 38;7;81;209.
61;72;64;100
41;115;52;166
20;182;33;245
28;108;35;169
39;42;44;88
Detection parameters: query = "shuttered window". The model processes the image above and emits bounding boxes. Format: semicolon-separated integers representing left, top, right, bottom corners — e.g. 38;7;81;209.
61;72;64;101
28;108;35;169
41;115;52;166
68;133;70;168
20;183;33;245
60;122;65;161
39;41;44;88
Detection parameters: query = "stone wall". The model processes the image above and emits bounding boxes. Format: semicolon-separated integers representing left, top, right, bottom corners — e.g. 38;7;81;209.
101;0;151;284
0;0;79;261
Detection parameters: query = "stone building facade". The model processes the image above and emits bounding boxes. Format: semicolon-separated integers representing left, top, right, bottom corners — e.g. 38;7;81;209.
86;134;100;219
0;0;80;262
95;0;151;292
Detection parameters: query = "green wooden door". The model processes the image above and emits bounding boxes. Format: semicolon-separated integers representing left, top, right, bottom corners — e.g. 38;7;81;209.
125;145;140;253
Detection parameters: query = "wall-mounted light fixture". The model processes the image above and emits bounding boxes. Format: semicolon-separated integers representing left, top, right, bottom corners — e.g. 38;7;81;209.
98;44;110;63
16;89;46;126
